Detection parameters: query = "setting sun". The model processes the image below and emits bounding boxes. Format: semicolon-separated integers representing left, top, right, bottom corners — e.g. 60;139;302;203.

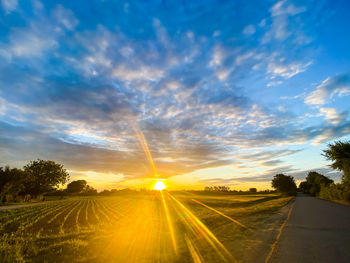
154;180;166;191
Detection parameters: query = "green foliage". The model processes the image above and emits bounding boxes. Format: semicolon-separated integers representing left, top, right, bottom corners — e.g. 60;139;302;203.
23;160;69;197
323;140;350;185
317;141;350;203
271;174;297;196
301;171;333;196
67;180;87;194
298;181;309;193
0;167;26;198
1;160;69;201
319;183;350;202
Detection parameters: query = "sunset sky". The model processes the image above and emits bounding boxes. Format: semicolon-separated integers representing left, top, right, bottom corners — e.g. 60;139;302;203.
0;0;349;190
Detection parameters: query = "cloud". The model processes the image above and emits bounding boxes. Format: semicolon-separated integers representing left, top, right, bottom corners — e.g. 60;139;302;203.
268;61;312;79
312;121;350;145
0;0;347;188
262;0;306;42
305;73;350;105
0;97;6;115
113;65;164;82
9;27;57;58
242;25;256;35
53;5;79;31
209;45;225;67
319;108;347;125
1;0;17;13
0;121;233;178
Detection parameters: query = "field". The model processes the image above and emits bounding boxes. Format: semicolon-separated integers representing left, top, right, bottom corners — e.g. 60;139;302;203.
0;192;293;263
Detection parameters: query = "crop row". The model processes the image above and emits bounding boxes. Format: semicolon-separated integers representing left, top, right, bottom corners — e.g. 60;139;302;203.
0;197;137;237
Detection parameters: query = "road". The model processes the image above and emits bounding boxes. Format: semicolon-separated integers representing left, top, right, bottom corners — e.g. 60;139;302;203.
270;193;350;263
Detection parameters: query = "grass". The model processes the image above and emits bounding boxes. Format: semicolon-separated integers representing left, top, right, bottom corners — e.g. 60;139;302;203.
0;192;293;263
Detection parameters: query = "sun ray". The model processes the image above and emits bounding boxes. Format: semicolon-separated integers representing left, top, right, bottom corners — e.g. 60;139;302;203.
192;199;250;230
132;125;158;177
168;193;238;263
160;191;177;254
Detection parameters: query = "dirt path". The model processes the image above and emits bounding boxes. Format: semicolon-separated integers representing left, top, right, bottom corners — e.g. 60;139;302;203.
0;202;46;210
269;193;350;263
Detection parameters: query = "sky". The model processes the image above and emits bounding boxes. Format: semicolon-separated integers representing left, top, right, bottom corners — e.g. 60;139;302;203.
0;0;350;190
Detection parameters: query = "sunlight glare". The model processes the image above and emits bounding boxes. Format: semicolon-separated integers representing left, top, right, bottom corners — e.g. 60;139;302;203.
154;180;166;191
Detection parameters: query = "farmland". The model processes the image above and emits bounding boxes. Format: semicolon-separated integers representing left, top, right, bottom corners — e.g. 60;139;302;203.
0;192;293;263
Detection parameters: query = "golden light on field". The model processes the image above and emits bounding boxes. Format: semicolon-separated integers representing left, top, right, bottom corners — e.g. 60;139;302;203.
154;180;166;191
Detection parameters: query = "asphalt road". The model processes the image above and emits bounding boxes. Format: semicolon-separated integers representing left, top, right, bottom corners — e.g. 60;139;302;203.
270;193;350;263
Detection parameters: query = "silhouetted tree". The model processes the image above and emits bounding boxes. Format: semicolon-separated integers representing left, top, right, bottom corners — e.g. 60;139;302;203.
67;180;87;193
0;166;26;200
323;140;350;185
298;181;309;193
82;185;97;195
271;174;297;196
301;171;333;196
204;186;230;192
249;188;257;193
23;159;69;197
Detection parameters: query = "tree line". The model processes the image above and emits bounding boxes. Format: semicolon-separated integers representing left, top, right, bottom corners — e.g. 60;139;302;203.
271;140;350;202
204;140;350;201
300;140;350;202
0;159;69;203
0;159;101;203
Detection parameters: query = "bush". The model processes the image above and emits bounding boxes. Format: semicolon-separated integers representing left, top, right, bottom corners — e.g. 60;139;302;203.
319;184;350;202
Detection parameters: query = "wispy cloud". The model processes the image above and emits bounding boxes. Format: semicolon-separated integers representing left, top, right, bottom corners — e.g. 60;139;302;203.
305;73;350;105
0;0;349;188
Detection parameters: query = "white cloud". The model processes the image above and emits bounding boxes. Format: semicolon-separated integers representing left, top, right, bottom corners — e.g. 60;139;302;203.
305;74;350;105
0;97;7;116
270;0;306;17
113;65;164;82
268;61;311;79
1;0;17;13
10;29;57;58
235;51;254;65
215;68;230;80
53;5;79;31
243;25;256;35
209;46;224;67
267;80;283;87
319;107;347;125
258;19;266;27
262;0;306;43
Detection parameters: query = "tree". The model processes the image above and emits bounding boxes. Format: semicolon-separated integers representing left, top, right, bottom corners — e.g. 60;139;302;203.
23;159;69;197
271;174;297;196
82;185;97;195
67;180;87;193
204;186;230;192
299;181;309;193
303;171;333;196
0;166;26;201
249;188;257;193
323;140;350;185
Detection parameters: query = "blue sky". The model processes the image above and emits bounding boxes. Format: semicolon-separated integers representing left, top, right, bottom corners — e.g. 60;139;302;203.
0;0;349;190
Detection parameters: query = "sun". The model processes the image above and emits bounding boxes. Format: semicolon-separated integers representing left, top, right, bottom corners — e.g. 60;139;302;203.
154;180;166;191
